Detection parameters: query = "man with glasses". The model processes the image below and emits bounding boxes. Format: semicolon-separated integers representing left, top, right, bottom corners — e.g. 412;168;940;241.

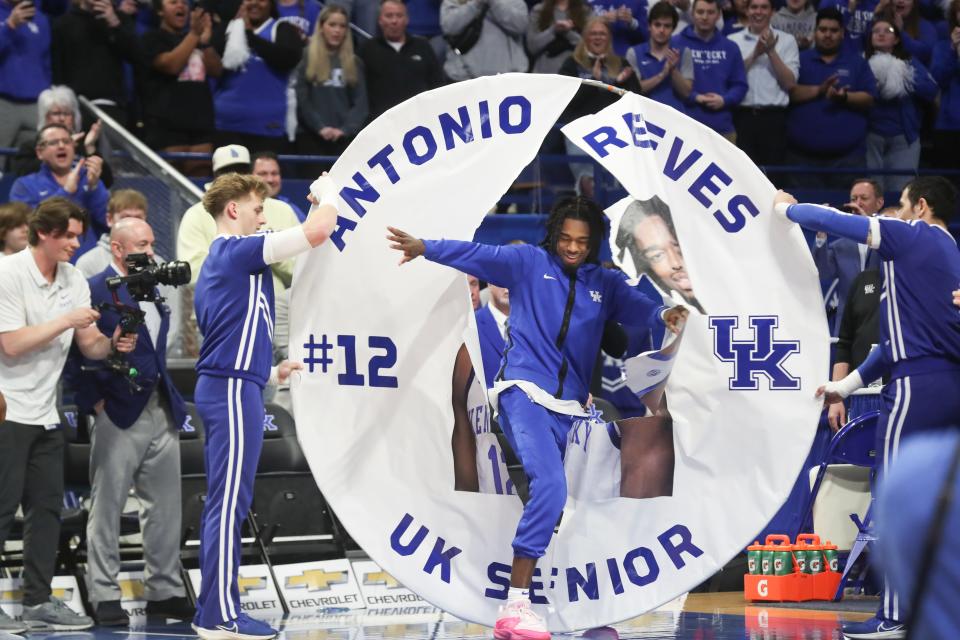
9;123;108;262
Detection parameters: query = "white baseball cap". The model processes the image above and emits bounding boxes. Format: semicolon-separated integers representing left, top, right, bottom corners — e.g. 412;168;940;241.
212;144;251;173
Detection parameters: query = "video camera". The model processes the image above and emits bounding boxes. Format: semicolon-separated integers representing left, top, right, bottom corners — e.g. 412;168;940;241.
105;253;191;302
91;253;191;393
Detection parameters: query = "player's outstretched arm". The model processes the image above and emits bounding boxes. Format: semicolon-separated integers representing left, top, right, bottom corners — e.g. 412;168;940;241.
386;226;426;265
303;175;339;247
773;190;876;247
954;289;960;309
387;228;525;287
262;174;340;265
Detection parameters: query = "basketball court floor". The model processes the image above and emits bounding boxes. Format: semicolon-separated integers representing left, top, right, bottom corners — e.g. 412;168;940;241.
20;592;875;640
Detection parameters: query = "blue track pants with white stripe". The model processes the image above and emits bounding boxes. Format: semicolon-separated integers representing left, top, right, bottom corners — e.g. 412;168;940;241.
193;375;266;627
875;368;960;624
497;386;578;559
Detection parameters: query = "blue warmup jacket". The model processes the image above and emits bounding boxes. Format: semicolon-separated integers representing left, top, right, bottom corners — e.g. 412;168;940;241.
475;304;504;390
0;5;51;101
424;240;669;404
932;40;960;132
9;164;109;260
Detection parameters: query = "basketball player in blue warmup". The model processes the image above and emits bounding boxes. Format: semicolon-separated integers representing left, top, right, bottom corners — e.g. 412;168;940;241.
192;173;339;640
388;197;688;640
774;176;960;640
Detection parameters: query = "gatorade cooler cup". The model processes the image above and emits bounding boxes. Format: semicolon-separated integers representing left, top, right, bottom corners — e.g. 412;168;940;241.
795;548;808;574
807;547;823;574
773;547;793;576
823;541;839;572
747;542;762;575
761;544;775;575
795;533;823;575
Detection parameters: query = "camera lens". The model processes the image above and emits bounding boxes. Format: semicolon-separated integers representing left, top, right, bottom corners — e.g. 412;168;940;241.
157;260;191;287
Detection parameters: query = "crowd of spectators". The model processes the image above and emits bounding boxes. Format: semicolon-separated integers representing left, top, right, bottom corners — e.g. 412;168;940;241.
0;0;955;188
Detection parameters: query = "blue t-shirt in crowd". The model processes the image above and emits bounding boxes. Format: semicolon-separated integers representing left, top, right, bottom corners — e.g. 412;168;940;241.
869;57;938;143
900;18;937;66
817;0;878;52
628;41;686;113
407;0;442;37
671;25;748;134
587;0;649;55
214;18;295;139
277;0;321;37
195;234;276;387
787;46;877;155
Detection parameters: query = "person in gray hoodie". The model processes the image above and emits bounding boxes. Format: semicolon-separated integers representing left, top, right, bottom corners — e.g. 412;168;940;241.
440;0;528;81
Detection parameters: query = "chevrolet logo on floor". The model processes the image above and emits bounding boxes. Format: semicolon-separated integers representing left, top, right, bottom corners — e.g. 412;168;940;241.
1;589;22;604
285;570;347;592
52;588;74;601
119;579;145;600
238;577;268;595
363;571;400;589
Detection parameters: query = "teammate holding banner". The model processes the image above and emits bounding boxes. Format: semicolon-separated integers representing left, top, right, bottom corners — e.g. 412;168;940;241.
388;196;687;640
774;177;960;640
191;173;339;640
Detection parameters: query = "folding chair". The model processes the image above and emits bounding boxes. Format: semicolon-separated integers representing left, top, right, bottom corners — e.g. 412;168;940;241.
250;403;346;565
796;410;881;600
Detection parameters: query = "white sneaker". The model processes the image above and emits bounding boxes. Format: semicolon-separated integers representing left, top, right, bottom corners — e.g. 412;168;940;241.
493;599;550;640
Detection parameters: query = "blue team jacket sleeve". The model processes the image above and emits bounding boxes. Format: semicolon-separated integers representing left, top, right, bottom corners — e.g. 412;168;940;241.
220;235;269;274
855;343;888;386
874;218;924;261
607;275;668;329
422;239;529;288
786;203;870;245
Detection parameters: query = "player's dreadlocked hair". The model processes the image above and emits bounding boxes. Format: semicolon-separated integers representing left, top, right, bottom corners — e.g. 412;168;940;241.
541;196;606;266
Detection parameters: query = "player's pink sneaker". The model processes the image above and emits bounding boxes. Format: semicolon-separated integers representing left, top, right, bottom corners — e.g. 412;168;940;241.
493;600;551;640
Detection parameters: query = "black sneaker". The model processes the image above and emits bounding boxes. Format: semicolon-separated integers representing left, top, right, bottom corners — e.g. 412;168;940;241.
95;600;130;627
146;597;196;622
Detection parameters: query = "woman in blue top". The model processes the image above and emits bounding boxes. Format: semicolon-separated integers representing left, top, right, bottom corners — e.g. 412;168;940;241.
389;197;687;640
864;17;939;192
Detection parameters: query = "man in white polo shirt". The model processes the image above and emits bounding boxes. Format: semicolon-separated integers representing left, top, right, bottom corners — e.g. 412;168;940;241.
0;197;136;633
729;0;799;165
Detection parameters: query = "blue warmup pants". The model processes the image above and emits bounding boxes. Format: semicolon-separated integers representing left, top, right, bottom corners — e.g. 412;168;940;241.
193;375;266;627
497;386;578;559
875;369;960;624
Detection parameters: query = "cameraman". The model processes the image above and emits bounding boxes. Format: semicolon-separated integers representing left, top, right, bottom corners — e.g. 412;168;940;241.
69;217;192;626
0;197;135;632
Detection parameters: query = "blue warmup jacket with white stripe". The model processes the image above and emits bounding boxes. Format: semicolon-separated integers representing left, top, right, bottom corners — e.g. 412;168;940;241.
424;240;669;404
786;204;960;379
195;234;275;387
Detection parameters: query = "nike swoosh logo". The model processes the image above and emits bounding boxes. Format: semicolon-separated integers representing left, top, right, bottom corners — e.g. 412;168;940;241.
218;623;239;633
543;274;556;281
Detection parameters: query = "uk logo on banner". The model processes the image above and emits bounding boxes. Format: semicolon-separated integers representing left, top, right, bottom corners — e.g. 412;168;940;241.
709;316;800;391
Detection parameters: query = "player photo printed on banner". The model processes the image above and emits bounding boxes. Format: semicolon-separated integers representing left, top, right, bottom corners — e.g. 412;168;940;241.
610;196;705;314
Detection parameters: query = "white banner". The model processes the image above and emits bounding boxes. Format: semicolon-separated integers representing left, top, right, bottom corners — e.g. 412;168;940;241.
290;76;826;631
